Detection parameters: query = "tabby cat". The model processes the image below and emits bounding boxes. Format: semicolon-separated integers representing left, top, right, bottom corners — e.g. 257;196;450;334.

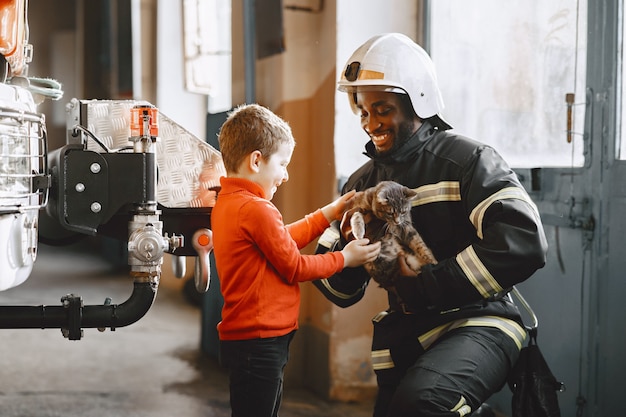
348;181;437;290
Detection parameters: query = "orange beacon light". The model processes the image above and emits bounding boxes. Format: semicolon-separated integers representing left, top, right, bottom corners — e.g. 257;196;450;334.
0;0;28;77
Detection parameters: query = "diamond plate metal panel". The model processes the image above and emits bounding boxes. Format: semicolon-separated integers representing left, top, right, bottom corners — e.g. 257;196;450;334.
76;100;225;209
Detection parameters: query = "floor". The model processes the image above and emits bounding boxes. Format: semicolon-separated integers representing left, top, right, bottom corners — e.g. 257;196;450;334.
0;240;373;417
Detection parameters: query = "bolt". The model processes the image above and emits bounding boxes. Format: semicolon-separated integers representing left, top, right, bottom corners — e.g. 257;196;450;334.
91;202;102;213
75;183;85;192
90;163;101;174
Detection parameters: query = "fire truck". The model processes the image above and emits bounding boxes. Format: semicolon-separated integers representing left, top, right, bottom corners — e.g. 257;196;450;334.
0;0;222;339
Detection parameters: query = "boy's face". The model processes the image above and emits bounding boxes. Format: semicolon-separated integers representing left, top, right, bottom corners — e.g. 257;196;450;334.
257;141;293;200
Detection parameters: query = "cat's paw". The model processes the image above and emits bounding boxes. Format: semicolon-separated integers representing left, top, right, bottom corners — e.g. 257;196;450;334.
350;211;366;240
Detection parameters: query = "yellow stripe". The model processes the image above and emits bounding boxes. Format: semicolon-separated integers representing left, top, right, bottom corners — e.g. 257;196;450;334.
451;396;467;412
409;184;540;239
357;69;384;80
411;181;461;207
461;317;526;350
317;227;340;249
451;396;472;416
372;363;395;371
371;317;525;372
317;278;362;300
456;246;503;297
418;322;456;350
371;349;394;370
469;187;538;239
317;228;364;300
418;316;526;351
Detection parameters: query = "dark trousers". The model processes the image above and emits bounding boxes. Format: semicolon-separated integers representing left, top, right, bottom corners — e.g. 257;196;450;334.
375;326;520;417
219;331;295;417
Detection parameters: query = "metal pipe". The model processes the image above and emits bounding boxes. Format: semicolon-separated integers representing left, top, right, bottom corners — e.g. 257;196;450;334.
0;281;157;339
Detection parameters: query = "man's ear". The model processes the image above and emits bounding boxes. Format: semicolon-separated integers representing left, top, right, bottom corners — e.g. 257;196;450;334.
248;150;263;173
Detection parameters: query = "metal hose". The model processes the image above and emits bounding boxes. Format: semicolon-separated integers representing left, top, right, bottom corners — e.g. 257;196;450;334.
0;281;158;340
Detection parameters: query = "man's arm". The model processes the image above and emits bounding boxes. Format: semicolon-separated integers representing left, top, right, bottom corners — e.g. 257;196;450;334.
395;147;548;312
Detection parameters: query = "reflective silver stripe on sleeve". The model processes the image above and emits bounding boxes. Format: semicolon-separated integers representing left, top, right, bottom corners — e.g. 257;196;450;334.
411;181;461;206
318;227;340;249
469;186;539;239
418;316;526;351
456;246;504;298
316;278;363;300
451;395;472;416
371;349;394;370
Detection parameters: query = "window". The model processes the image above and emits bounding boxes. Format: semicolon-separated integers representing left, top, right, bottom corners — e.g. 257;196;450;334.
429;1;587;168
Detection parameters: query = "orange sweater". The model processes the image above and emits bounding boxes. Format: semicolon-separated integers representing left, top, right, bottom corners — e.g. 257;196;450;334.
211;177;345;341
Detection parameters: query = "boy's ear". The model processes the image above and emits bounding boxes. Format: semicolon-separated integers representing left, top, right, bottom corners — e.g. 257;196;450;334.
248;150;263;173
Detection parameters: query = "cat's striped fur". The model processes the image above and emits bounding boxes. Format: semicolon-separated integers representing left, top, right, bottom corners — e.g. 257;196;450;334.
349;181;437;289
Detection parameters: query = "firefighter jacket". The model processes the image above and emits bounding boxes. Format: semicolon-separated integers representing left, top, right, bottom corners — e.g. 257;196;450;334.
314;120;548;374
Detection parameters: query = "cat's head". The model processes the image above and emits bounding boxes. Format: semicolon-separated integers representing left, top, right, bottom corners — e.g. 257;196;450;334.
372;181;418;225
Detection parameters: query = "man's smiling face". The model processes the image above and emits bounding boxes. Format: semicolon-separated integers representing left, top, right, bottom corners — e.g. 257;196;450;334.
355;90;421;154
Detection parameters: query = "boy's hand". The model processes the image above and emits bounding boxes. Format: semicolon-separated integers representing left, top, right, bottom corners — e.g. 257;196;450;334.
341;238;381;268
398;254;419;277
322;190;357;223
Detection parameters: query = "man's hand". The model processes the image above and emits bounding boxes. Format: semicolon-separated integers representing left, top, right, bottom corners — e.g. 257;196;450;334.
398;254;419;277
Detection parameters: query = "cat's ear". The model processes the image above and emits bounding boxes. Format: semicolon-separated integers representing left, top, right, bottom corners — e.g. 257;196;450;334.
404;187;419;200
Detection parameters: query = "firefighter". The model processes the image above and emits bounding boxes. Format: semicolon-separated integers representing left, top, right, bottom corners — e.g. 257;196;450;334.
314;33;548;417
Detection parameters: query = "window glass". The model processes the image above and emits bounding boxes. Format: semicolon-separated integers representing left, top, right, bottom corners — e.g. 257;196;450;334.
429;1;587;168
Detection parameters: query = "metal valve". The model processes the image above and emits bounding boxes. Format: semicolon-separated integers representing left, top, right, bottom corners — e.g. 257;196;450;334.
127;223;169;264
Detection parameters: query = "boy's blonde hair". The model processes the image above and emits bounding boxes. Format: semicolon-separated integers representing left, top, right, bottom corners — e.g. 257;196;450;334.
218;103;295;174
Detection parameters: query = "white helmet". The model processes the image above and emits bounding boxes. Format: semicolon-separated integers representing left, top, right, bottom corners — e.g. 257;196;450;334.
338;33;451;130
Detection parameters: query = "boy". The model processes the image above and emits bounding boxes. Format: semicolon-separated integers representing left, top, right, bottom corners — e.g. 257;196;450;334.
211;103;380;417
